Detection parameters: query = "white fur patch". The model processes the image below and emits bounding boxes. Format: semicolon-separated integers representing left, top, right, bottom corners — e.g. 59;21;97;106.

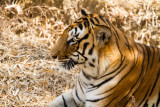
68;29;75;40
68;27;86;41
99;55;110;76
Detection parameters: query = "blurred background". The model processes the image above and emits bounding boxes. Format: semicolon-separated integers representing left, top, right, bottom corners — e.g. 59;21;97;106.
0;0;159;106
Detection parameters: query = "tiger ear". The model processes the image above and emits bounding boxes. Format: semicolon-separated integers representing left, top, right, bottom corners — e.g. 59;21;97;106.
81;9;88;17
93;26;111;48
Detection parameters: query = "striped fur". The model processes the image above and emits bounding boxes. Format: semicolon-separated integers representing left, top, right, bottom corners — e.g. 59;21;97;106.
50;9;160;107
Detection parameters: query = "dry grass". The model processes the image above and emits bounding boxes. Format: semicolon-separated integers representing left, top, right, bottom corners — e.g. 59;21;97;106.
0;0;159;106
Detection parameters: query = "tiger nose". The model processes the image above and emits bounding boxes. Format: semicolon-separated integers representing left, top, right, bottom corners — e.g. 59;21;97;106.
52;55;57;59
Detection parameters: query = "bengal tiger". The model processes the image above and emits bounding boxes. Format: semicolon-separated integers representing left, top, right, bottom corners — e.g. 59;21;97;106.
49;9;160;107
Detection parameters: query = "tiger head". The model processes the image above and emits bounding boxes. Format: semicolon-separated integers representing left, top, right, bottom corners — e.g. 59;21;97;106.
51;9;122;78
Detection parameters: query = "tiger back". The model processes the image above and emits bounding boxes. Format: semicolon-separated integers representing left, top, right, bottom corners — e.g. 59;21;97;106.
49;9;160;107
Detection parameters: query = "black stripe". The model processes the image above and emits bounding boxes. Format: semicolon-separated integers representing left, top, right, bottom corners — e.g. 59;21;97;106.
82;42;89;55
123;34;131;52
143;99;149;107
105;96;119;106
103;57;135;105
116;60;138;104
78;23;83;30
97;64;127;95
87;77;113;90
62;95;68;107
75;86;83;102
157;48;160;63
94;17;99;23
71;31;73;36
86;86;98;93
133;44;139;67
84;21;89;28
156;47;159;56
159;53;160;63
88;44;94;55
76;34;89;60
82;17;88;21
73;98;79;107
78;33;89;43
138;44;145;73
118;44;144;105
152;104;155;107
90;18;95;24
130;44;146;107
75;33;79;39
80;80;87;88
139;87;150;106
149;68;160;98
89;14;94;17
99;15;106;24
156;90;160;107
144;45;151;62
81;70;97;80
67;38;75;44
76;50;88;61
81;9;87;16
86;93;113;102
69;26;74;31
74;18;83;23
99;57;125;79
113;30;123;61
117;45;138;105
106;18;111;26
89;62;95;67
130;46;136;66
92;58;95;63
78;78;85;94
112;24;120;39
79;76;88;86
135;44;145;78
75;27;77;34
70;53;79;57
88;29;91;33
151;46;155;68
88;62;129;94
82;70;91;80
144;44;150;72
76;44;80;58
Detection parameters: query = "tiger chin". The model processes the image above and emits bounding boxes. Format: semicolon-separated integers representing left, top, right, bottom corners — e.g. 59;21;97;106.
49;9;160;107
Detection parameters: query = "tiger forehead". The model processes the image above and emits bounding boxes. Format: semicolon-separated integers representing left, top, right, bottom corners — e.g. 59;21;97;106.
67;13;99;31
68;18;86;30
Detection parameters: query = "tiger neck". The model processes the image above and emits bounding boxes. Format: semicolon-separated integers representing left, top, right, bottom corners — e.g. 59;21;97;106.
78;43;122;80
97;27;136;78
98;42;122;78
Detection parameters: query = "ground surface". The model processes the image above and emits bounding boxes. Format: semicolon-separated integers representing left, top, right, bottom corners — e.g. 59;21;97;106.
0;0;159;106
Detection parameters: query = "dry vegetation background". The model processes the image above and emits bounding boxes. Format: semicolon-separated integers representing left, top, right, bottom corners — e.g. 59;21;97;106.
0;0;160;106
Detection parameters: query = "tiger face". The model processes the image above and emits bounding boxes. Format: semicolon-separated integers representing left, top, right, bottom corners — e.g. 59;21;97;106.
51;10;112;78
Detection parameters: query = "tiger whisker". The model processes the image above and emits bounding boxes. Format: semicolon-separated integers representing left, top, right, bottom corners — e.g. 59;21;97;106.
58;58;76;70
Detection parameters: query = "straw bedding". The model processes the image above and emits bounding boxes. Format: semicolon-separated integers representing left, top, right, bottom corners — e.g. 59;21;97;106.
0;0;159;106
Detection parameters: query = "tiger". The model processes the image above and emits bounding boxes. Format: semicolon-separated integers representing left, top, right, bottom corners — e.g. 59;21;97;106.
49;9;160;107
